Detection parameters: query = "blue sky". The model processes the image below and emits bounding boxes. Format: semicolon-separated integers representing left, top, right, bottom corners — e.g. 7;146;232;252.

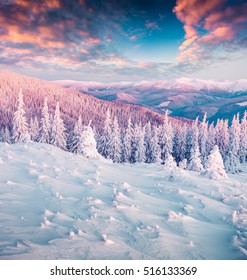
0;0;246;81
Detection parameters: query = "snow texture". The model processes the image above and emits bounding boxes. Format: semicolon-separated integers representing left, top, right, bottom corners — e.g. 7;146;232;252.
0;142;246;260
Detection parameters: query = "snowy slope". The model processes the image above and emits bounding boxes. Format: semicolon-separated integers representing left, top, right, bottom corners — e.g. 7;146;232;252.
0;70;164;131
0;142;246;260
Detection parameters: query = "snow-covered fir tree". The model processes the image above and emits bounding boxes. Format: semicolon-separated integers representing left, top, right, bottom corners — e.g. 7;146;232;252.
207;122;216;156
144;122;152;163
164;154;177;170
221;120;229;161
199;113;208;164
12;90;30;143
50;102;67;150
203;145;227;179
191;117;199;151
69;115;83;153
110;117;122;163
215;119;229;161
215;119;223;148
2;83;247;174
4;126;11;144
149;125;161;163
185;118;200;162
0;128;4;142
39;97;51;144
173;124;187;164
239;111;247;163
179;158;187;170
77;121;100;159
98;109;112;159
132;123;145;163
2;127;11;143
159;111;173;163
188;146;204;172
29;116;39;142
187;117;204;171
122;117;133;163
225;114;241;173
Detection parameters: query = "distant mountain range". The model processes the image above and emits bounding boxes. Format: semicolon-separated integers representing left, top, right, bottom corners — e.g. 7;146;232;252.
54;78;247;122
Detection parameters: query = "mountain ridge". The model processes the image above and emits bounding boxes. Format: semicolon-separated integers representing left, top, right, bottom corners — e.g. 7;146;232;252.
54;77;247;122
0;70;169;131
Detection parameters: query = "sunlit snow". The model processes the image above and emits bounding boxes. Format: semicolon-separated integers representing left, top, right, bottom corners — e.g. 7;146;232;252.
0;142;246;260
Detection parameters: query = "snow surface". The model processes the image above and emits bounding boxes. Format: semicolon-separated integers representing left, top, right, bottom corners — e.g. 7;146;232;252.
0;142;246;260
237;101;247;107
157;101;171;108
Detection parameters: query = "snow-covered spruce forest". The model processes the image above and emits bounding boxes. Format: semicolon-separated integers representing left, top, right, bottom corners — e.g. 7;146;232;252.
1;72;247;260
2;89;247;176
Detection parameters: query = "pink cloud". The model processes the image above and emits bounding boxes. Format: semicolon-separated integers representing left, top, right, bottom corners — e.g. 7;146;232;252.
198;26;235;45
15;0;61;14
82;37;101;47
80;48;89;54
204;5;247;31
184;25;197;39
173;0;247;63
129;35;137;41
173;0;225;27
177;46;201;63
145;21;160;30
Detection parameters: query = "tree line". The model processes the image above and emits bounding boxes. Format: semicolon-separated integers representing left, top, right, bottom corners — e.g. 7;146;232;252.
1;90;247;174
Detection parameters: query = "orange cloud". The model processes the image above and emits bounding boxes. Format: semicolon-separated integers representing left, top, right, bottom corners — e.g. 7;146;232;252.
198;26;235;45
80;48;89;54
184;25;197;39
173;0;247;63
179;36;197;51
15;0;29;8
15;0;61;13
204;6;247;31
177;46;201;63
173;0;225;26
46;0;61;9
1;24;65;49
82;37;101;47
78;30;89;37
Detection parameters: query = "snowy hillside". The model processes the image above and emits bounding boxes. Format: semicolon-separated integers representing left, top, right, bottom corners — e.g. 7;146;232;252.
0;70;164;132
55;78;247;122
0;142;246;260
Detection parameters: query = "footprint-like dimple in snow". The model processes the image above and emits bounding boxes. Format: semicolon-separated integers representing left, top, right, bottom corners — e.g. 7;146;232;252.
191;195;205;209
122;182;131;189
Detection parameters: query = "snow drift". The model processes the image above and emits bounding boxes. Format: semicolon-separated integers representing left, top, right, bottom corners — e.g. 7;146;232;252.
0;142;246;260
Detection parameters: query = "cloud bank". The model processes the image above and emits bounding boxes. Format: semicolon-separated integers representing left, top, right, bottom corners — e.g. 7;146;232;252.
173;0;247;63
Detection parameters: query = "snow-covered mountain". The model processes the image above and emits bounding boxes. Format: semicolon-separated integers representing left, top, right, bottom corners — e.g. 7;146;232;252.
0;142;246;260
0;71;166;132
54;78;247;122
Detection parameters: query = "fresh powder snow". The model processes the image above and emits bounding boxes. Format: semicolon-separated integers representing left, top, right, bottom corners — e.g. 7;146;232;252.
0;142;246;260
